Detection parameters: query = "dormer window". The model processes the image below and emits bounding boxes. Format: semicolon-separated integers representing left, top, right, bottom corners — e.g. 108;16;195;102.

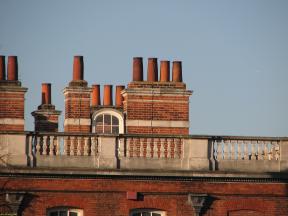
92;109;124;134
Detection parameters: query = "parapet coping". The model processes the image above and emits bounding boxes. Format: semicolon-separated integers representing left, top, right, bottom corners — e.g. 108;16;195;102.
0;131;287;141
0;167;287;183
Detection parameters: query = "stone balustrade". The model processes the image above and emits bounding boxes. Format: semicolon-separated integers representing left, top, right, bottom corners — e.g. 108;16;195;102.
0;132;287;173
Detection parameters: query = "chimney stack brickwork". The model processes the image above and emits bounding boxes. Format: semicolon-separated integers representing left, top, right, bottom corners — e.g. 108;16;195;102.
123;57;192;135
31;83;61;132
0;56;27;132
64;56;92;133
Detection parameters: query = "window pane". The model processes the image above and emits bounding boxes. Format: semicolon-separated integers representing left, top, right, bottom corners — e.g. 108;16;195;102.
104;125;111;133
59;211;67;216
104;114;111;125
142;212;150;216
112;116;119;125
112;126;119;134
50;212;58;216
152;213;161;216
132;213;141;216
96;115;103;123
69;212;78;216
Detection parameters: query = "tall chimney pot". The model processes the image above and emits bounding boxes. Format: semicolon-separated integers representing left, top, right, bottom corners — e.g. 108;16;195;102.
115;85;125;107
103;85;113;106
92;84;101;106
172;61;183;82
160;60;170;82
0;56;5;80
132;57;143;81
147;58;158;82
7;56;18;81
42;83;51;104
73;56;84;80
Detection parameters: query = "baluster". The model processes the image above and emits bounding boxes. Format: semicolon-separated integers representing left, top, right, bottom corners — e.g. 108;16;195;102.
237;141;242;160
69;136;74;156
91;137;97;156
273;141;280;160
35;136;41;155
51;136;56;156
263;142;269;160
223;140;229;159
267;142;272;160
55;136;61;156
160;138;165;158
128;138;133;158
153;138;158;158
83;137;89;156
42;136;48;156
139;138;144;157
167;138;172;158
251;141;257;160
258;141;264;160
76;137;81;156
230;140;235;160
63;136;68;156
146;138;152;158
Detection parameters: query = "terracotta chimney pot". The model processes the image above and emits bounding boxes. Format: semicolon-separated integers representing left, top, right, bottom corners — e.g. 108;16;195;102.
0;56;5;80
92;84;101;106
160;60;170;82
41;83;51;104
73;56;84;80
103;85;113;106
147;58;158;82
132;57;143;81
115;85;125;107
172;61;183;82
7;56;18;81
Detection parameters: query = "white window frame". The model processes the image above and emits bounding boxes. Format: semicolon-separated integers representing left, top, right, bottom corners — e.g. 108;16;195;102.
130;209;166;216
92;108;124;134
47;207;83;216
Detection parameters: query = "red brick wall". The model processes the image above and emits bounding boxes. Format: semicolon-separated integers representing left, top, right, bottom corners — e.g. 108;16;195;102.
34;114;60;132
1;177;287;216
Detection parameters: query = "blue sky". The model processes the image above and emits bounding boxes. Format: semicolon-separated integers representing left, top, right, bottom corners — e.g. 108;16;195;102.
0;0;287;136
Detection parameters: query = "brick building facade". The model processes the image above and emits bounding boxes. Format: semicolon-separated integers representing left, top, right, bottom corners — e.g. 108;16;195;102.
0;55;287;216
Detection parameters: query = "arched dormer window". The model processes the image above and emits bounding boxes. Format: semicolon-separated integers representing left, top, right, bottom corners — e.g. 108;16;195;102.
92;109;124;134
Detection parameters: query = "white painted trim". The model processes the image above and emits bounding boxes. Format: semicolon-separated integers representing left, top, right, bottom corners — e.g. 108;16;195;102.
0;118;24;125
126;120;189;128
64;118;91;126
126;99;189;104
92;108;124;134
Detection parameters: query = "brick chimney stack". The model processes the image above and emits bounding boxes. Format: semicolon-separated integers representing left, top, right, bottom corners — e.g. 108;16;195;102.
63;56;92;132
123;57;192;135
31;83;61;132
0;56;27;131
